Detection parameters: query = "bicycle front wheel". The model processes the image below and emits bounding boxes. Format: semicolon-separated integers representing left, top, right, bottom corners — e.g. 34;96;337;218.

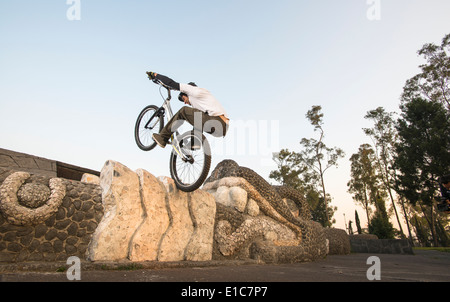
170;131;211;192
135;105;164;151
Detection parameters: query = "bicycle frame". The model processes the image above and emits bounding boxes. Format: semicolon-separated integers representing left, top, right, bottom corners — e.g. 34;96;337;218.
161;89;175;120
144;83;174;128
147;80;193;163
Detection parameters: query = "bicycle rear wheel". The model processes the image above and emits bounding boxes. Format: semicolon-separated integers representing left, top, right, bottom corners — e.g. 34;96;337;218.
170;131;211;192
135;105;164;151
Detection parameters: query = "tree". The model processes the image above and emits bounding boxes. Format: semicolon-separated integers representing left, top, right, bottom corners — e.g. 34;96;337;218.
394;98;450;246
270;105;343;227
368;195;395;239
271;150;335;226
299;105;345;226
355;210;362;235
363;107;408;239
347;144;381;226
270;149;306;192
395;33;450;246
411;202;450;247
401;33;450;111
395;98;450;205
411;213;430;247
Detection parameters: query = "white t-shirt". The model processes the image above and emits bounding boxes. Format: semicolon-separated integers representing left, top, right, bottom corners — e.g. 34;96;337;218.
180;83;228;118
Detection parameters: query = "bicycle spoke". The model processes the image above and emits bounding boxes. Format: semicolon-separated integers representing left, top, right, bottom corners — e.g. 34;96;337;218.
137;108;160;148
175;147;206;186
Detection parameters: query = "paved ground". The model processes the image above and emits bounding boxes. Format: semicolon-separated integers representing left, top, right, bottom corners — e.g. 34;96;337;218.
1;250;449;283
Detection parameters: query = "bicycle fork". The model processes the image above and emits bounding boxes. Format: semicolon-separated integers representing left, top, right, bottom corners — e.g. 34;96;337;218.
170;133;194;164
145;107;165;130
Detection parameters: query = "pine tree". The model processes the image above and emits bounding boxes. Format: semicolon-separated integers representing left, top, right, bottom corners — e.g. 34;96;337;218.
368;196;395;239
355;210;362;234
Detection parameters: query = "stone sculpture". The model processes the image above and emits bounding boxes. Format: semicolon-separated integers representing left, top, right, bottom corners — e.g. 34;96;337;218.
203;160;328;263
1;158;349;264
0;172;66;226
87;160;216;262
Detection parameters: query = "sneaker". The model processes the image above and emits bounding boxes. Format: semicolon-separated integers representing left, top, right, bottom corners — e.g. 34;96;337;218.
152;133;167;148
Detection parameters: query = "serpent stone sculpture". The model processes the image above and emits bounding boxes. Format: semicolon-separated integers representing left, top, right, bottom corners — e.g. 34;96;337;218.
0;172;66;226
204;160;327;261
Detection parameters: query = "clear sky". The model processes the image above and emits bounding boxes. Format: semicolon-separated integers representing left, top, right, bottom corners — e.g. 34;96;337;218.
1;0;450;231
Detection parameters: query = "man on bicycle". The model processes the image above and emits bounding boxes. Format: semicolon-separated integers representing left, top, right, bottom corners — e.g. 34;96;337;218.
146;71;229;148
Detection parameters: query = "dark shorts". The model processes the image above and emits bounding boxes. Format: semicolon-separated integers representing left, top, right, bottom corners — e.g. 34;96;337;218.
160;107;229;140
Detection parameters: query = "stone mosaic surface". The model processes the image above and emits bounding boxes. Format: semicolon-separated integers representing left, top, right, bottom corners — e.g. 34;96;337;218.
1;159;350;264
0;173;103;262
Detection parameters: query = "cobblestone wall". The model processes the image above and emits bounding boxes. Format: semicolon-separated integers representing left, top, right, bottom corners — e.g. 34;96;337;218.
350;237;414;254
0;172;103;262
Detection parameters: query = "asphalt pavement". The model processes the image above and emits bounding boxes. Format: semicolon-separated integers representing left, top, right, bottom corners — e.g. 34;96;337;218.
1;250;449;283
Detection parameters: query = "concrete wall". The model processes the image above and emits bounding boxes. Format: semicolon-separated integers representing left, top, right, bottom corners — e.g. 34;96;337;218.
0;148;56;179
0;148;99;182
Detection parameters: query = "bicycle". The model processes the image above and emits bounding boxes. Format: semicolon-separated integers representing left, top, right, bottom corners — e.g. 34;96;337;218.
134;76;211;192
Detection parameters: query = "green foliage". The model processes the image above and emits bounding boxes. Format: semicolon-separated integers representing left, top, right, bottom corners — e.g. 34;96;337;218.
347;33;450;245
347;144;384;225
270;106;344;227
270;149;307;192
401;33;450;111
394;98;450;206
411;213;431;246
395;33;450;207
271;149;336;227
363;107;406;238
368;198;395;239
270;34;450;244
355;210;362;234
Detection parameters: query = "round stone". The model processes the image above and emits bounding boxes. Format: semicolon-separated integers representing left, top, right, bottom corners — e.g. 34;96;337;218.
17;183;51;208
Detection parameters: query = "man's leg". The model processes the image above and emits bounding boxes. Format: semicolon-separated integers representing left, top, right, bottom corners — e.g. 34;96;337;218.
154;107;226;148
203;116;228;137
159;106;209;140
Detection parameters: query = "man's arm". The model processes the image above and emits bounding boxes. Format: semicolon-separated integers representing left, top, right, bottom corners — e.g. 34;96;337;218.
147;72;180;91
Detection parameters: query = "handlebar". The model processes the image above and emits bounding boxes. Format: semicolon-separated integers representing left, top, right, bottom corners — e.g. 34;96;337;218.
147;72;172;100
153;79;172;91
146;72;172;90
